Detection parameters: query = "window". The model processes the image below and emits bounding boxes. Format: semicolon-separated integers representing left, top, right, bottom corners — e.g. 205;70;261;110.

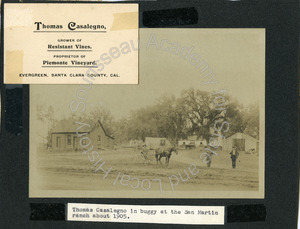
67;135;71;145
98;135;101;142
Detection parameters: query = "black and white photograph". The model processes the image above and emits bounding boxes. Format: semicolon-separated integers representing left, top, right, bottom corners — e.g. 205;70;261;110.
29;28;265;198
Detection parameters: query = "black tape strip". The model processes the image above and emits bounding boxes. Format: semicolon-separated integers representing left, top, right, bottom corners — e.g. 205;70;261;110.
227;204;266;223
5;85;23;135
30;203;65;221
143;7;198;27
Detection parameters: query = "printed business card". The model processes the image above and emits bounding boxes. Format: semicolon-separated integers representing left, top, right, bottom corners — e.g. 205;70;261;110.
4;3;138;84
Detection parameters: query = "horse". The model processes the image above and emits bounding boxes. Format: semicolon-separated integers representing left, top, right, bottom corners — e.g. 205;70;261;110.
155;146;178;166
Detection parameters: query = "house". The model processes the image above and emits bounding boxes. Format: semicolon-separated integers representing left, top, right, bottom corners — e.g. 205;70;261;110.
222;132;259;153
178;140;207;148
129;139;143;147
178;135;207;148
50;119;114;150
145;137;172;149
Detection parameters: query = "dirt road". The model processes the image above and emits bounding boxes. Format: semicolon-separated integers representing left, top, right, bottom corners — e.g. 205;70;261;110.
36;147;259;196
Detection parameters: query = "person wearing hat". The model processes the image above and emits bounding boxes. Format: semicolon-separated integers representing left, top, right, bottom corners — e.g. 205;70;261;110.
141;144;149;160
230;146;239;169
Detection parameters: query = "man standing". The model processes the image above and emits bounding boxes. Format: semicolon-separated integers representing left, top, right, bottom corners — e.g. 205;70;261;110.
141;144;149;162
230;146;239;169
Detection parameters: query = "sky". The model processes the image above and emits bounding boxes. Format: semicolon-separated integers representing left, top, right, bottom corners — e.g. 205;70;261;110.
31;28;265;121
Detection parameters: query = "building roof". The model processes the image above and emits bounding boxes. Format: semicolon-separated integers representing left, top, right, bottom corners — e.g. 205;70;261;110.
51;119;94;133
51;119;114;139
226;132;258;142
97;120;114;139
187;135;198;141
145;137;167;141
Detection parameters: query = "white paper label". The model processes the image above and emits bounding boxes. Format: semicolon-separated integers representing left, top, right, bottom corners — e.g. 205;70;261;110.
4;3;138;84
67;203;225;225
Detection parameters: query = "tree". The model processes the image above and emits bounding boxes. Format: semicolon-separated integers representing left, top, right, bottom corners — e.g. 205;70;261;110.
105;88;253;145
224;101;259;139
88;107;114;136
180;88;243;143
222;99;245;137
153;95;188;143
180;89;220;142
123;95;189;144
242;102;260;139
126;106;159;141
112;118;130;144
36;105;54;148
